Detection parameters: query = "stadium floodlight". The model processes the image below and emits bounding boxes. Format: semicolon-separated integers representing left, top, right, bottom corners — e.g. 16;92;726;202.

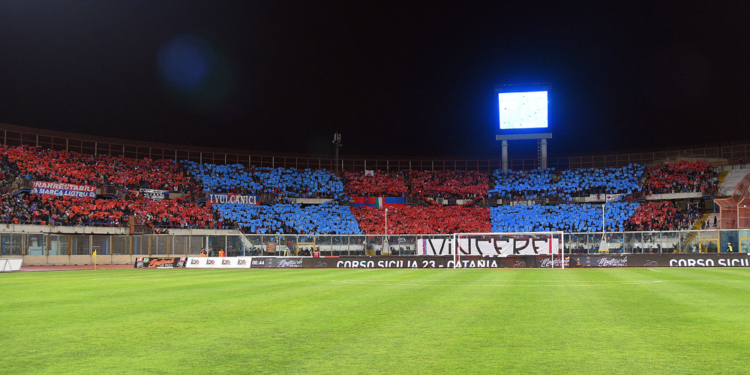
332;132;342;174
598;196;617;253
384;208;388;235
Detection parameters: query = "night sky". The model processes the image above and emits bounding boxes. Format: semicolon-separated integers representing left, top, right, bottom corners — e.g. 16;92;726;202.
1;1;748;159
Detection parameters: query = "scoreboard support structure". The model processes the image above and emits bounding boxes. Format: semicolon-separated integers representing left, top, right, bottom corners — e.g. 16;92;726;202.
495;83;552;172
496;133;552;173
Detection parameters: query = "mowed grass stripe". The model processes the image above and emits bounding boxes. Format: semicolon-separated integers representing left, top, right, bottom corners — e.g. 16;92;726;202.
542;269;750;374
1;268;749;374
563;269;698;374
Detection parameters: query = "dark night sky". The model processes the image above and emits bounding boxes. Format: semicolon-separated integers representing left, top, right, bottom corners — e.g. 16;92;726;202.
1;1;748;159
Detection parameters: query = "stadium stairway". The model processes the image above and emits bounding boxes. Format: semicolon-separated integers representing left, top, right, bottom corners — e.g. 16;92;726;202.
691;213;710;230
717;169;750;196
681;213;710;251
236;226;255;252
717;170;729;189
705;213;720;229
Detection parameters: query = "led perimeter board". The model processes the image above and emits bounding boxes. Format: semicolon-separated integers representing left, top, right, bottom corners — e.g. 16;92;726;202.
497;88;548;130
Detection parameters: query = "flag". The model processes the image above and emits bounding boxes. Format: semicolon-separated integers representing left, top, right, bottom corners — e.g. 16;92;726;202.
605;194;620;202
352;197;368;207
92;250;97;257
353;196;399;208
365;170;375;177
383;197;406;207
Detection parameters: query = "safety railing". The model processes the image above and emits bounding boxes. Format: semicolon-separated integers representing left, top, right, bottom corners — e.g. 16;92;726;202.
4;122;750;172
6;229;750;257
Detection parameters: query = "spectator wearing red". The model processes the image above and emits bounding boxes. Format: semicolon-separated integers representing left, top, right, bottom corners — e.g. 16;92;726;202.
352;204;490;234
645;160;717;195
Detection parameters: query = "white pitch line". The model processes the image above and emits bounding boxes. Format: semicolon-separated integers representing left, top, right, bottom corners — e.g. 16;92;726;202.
331;280;665;287
648;268;661;272
331;279;652;284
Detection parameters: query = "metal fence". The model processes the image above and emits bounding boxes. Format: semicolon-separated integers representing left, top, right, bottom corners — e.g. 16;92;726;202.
6;229;750;257
3;123;750;172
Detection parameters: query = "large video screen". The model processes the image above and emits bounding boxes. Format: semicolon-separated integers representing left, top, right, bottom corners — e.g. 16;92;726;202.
498;91;548;130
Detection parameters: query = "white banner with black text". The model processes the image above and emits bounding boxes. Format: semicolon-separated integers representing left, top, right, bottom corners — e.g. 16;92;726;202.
418;237;559;257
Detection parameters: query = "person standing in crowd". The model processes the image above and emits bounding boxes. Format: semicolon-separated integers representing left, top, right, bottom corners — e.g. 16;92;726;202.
727;243;734;253
200;248;207;257
218;248;225;257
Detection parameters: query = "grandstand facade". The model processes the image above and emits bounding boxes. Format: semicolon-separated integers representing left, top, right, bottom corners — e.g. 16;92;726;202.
1;123;750;265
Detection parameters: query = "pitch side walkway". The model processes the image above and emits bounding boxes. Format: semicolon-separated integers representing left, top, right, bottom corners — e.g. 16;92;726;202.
20;264;134;272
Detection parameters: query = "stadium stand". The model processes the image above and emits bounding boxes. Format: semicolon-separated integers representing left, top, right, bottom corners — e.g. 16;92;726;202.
216;201;361;234
625;201;699;231
0;192;212;228
352;204;491;234
0;152;20;191
645;160;718;195
342;171;407;197
406;170;488;200
490;202;640;233
185;162;345;200
557;165;645;197
343;170;489;200
2;145;188;191
0;145;212;228
0;145;721;234
0;194;212;228
489;168;555;201
489;165;646;201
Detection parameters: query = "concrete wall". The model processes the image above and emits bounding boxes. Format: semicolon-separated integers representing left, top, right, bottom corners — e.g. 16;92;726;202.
22;254;152;266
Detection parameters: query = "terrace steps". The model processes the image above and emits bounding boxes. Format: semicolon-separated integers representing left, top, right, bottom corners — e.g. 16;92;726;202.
718;169;750;196
682;213;710;249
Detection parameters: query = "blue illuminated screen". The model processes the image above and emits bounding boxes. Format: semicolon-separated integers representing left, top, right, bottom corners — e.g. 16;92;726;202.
498;91;548;130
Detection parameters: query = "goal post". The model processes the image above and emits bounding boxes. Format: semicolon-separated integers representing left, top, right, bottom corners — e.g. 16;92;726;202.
452;231;565;269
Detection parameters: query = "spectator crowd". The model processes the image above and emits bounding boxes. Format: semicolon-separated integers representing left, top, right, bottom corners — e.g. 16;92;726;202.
0;144;725;236
343;171;407;197
490;164;646;202
645;160;718;195
2;145;189;191
343;170;488;202
625;200;701;231
216;201;361;234
0;192;212;228
407;170;488;200
491;202;640;233
185;162;345;200
352;204;491;234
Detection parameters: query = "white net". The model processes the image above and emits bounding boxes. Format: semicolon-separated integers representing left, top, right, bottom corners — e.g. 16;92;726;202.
452;232;565;268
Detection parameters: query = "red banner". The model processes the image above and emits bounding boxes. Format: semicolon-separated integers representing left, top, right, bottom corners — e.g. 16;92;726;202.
31;181;96;198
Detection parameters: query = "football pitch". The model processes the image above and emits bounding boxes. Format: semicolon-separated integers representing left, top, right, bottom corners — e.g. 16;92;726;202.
1;267;749;374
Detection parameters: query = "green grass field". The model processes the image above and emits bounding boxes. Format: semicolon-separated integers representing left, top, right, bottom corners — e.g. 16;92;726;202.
1;268;749;374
